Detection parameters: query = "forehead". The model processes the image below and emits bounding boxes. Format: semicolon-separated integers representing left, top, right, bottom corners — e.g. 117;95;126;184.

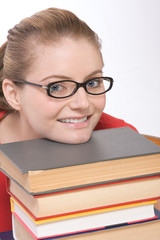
26;38;103;82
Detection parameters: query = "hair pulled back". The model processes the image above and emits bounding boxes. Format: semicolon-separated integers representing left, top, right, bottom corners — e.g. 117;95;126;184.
0;8;101;112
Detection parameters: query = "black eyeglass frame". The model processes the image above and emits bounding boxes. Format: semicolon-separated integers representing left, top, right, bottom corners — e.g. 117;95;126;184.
13;77;114;99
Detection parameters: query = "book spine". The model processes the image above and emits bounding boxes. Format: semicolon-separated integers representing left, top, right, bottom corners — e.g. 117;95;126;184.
13;212;37;240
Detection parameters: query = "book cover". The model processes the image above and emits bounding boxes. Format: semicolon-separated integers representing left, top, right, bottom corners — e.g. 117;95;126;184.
1;127;160;173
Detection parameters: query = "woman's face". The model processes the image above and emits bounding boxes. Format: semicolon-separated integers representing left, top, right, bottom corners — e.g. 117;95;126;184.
18;38;106;144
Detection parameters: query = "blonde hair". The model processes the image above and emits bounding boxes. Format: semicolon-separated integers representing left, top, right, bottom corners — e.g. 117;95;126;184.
0;7;101;112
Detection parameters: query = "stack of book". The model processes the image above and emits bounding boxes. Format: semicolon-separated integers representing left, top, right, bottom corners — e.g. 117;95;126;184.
0;127;160;240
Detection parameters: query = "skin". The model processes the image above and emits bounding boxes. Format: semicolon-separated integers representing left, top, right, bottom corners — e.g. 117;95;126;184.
1;38;106;144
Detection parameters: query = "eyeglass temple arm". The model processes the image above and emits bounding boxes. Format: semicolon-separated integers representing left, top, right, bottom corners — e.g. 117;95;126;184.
15;80;48;90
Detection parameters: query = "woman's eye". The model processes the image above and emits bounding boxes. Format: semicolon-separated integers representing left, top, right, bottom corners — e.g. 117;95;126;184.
50;84;63;92
86;79;100;88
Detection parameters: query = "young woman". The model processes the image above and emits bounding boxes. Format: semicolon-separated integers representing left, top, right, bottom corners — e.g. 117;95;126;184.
0;8;137;234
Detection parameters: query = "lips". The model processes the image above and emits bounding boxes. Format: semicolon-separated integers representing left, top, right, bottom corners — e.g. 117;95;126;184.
58;116;88;123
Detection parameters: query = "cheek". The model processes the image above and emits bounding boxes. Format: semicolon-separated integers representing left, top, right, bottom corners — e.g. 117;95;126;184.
28;100;60;121
19;88;57;120
94;94;106;112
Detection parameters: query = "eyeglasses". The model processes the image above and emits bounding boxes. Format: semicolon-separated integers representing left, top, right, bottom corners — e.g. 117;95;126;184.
14;77;114;99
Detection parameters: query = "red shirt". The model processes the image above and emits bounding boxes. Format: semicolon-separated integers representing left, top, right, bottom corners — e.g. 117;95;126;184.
0;111;12;232
0;111;137;232
95;112;138;132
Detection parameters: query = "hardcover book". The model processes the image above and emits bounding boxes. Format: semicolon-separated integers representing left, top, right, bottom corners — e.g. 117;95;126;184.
11;197;157;239
0;127;160;194
8;175;160;220
13;216;160;240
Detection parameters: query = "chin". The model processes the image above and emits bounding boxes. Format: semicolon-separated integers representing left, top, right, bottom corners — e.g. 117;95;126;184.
68;132;92;144
54;133;92;144
47;129;93;144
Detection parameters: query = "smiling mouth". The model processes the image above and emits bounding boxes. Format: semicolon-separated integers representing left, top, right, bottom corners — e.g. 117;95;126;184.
58;116;88;123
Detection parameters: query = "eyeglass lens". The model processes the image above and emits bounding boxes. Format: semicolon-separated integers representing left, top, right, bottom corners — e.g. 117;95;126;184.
49;78;112;98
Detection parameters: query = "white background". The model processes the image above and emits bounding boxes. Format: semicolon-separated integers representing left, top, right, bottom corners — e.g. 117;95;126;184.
0;0;160;136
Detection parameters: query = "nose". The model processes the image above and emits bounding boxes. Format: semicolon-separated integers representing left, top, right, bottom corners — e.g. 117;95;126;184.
69;87;90;110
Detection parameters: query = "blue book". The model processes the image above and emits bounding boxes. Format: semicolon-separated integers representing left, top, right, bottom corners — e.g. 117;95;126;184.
0;231;14;240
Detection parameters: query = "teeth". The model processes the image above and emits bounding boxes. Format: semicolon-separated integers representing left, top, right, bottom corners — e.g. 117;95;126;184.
59;117;87;123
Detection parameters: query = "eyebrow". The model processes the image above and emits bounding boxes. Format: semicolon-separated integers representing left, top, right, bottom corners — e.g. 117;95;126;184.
40;70;103;83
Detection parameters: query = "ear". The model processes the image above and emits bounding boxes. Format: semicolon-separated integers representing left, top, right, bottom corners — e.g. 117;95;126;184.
2;79;22;111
